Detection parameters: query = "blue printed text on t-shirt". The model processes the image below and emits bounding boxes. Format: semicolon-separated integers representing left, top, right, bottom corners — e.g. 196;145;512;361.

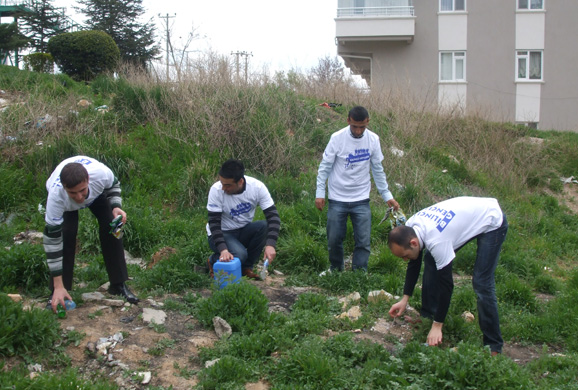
229;202;252;220
345;148;370;169
415;206;456;233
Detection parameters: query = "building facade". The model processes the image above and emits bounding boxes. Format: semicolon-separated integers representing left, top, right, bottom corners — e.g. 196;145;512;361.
336;0;578;131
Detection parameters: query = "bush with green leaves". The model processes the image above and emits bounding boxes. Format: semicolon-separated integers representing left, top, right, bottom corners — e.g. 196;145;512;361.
48;30;120;81
195;281;271;334
23;53;54;73
0;243;49;296
0;294;60;356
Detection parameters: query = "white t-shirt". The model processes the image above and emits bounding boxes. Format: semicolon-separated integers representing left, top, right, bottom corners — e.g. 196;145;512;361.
45;156;116;226
206;176;275;234
319;126;385;202
406;197;504;270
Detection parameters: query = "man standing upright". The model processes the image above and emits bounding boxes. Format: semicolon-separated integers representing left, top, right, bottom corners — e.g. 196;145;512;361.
206;159;281;279
43;156;139;313
315;106;399;272
387;196;508;355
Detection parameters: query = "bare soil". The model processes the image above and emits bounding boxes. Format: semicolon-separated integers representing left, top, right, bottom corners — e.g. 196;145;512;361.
8;270;561;390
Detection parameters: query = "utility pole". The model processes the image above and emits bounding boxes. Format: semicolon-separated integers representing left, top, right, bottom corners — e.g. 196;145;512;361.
158;13;176;81
230;50;252;83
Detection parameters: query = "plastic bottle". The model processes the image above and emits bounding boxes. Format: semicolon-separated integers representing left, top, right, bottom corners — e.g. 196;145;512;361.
56;300;76;318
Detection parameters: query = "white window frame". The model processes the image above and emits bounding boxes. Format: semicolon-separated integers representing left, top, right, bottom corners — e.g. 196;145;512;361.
516;50;543;81
517;0;544;10
439;51;466;82
440;0;466;12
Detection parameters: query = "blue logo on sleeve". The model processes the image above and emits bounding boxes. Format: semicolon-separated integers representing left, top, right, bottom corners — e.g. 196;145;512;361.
345;148;370;169
230;202;252;220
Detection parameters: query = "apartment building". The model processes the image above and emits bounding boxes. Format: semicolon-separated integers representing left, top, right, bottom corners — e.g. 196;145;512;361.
335;0;578;131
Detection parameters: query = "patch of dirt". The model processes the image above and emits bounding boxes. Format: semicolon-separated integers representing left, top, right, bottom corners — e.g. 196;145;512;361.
9;270;561;389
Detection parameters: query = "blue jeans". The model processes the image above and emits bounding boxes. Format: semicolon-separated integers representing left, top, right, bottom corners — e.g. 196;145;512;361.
327;199;371;271
208;220;267;270
422;214;508;353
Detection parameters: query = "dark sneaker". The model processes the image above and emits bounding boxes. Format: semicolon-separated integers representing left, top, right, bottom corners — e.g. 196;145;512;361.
242;268;260;280
108;283;139;304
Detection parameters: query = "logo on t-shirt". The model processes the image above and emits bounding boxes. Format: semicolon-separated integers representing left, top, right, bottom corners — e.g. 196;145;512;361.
229;202;252;220
416;207;456;233
345;148;370;169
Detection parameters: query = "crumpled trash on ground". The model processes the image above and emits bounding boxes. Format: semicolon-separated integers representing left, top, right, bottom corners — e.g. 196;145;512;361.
560;176;578;184
319;102;342;109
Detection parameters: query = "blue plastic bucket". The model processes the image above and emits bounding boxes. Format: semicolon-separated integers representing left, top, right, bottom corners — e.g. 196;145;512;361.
213;257;242;288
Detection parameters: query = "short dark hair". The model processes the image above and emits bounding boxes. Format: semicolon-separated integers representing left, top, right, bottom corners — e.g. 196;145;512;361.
388;225;417;249
219;159;245;182
348;106;369;122
60;163;89;188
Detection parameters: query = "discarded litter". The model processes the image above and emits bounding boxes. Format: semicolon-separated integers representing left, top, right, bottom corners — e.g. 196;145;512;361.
379;207;407;228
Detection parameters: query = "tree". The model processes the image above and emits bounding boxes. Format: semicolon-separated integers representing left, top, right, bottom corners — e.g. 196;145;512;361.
20;0;68;53
48;30;119;81
0;23;30;56
75;0;159;69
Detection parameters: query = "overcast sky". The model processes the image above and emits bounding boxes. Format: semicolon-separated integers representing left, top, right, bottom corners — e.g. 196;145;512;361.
52;0;340;74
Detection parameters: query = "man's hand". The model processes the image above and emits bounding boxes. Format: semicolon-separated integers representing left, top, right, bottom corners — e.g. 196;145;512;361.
389;295;410;318
315;198;325;211
112;207;127;224
219;249;234;262
51;276;72;313
263;246;276;263
427;322;444;346
387;198;400;211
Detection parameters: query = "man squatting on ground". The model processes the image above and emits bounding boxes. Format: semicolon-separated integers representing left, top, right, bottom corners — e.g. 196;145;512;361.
43;156;139;312
316;105;399;271
388;197;508;355
206;159;281;279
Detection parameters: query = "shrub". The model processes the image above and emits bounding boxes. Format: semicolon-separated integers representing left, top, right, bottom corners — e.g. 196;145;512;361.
48;30;120;81
0;294;60;356
0;243;49;296
23;53;54;73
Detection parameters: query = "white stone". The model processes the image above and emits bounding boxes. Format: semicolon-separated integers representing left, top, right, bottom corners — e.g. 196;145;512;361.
142;308;167;325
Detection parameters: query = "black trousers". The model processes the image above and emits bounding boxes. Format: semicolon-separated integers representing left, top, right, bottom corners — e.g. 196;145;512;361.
51;193;128;291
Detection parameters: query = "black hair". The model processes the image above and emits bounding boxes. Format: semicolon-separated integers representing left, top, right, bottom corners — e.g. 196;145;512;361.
60;163;89;188
348;106;369;122
218;159;245;182
387;225;417;249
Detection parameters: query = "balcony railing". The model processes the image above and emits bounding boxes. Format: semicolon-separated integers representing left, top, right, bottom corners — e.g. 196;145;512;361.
337;6;414;17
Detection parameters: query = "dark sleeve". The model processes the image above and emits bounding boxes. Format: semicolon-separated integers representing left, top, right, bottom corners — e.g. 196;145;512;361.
403;251;423;296
263;205;281;248
433;262;454;323
208;211;227;253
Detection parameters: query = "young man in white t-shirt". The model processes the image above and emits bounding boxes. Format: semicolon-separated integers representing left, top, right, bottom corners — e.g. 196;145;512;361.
43;156;139;313
315;106;399;272
206;159;281;279
387;197;508;355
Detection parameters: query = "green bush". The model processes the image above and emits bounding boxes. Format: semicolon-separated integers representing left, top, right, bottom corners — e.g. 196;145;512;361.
23;53;54;73
0;294;60;356
497;275;537;311
48;30;120;81
195;282;271;334
0;243;49;296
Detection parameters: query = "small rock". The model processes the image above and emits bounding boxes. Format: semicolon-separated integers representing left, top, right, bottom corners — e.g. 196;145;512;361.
82;292;106;302
367;290;394;303
461;311;475;322
77;99;91;107
213;316;232;339
7;294;22;302
142;308;167;325
102;299;125;307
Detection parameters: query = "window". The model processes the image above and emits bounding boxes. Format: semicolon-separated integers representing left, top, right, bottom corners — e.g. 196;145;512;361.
518;0;543;10
440;0;465;12
516;51;542;80
440;52;466;81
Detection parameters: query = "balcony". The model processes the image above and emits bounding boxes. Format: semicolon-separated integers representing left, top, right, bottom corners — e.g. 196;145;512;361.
335;1;416;44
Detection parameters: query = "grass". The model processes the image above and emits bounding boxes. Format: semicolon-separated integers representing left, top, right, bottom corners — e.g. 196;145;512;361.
1;60;578;388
